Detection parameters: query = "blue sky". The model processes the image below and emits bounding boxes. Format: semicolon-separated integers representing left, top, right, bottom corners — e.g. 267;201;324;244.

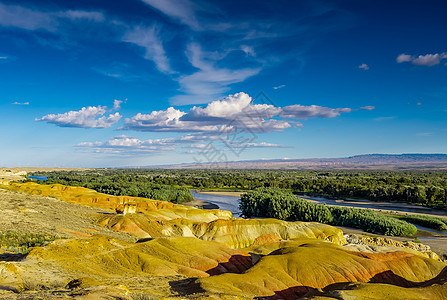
0;0;446;167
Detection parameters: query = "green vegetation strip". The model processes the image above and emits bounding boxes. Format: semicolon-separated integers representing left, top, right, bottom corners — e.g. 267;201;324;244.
30;169;447;207
240;187;417;236
400;215;447;231
0;231;60;254
29;170;194;204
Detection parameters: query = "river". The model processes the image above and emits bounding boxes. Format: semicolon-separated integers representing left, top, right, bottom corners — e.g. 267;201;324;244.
190;191;242;217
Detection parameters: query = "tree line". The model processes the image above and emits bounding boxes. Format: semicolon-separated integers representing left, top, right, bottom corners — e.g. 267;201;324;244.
240;187;417;236
29;169;447;207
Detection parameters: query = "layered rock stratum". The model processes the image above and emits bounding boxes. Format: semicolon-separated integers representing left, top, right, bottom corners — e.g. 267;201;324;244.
1;182;446;299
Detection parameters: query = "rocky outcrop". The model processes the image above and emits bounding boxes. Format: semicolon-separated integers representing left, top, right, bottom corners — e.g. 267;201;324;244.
344;233;441;260
99;215;346;247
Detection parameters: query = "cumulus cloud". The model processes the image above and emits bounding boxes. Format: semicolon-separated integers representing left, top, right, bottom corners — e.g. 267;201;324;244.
36;102;122;128
396;54;413;63
397;53;447;66
12;101;30;105
113;99;123;110
123;25;174;74
124;92;363;133
358;63;369;70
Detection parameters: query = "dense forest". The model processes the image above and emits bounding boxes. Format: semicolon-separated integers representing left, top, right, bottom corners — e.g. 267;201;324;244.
30;169;447;207
28;170;194;204
240;187;418;236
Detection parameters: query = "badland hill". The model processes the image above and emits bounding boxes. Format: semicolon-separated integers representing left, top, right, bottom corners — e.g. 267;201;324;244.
0;181;446;299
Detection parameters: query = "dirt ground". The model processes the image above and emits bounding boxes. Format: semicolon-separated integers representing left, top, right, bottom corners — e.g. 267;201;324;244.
0;187;136;242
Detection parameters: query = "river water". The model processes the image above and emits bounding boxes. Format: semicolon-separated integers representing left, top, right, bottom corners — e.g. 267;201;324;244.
190;191;242;217
28;175;48;181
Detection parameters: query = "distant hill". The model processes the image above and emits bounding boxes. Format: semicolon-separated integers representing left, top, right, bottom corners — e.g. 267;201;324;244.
139;154;447;170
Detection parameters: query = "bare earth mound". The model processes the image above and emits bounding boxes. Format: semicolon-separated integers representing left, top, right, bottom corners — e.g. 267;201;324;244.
1;182;446;299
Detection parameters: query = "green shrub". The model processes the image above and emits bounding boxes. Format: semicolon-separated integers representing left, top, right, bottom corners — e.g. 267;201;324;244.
401;215;447;231
0;231;59;254
328;207;417;236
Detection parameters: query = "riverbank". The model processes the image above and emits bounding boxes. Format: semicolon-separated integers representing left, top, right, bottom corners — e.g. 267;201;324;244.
182;199;219;210
196;190;246;197
299;195;447;219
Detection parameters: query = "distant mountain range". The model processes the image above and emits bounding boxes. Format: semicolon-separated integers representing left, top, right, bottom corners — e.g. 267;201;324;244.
139;154;447;170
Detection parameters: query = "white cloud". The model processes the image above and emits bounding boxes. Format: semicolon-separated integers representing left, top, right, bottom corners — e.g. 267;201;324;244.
397;53;447;66
170;43;261;105
280;105;352;119
358;63;369;70
123;25;174;74
273;85;286;90
0;3;105;32
77;133;290;155
12;101;29;105
0;56;8;60
359;106;375;110
0;3;56;31
396;54;413;63
61;10;105;22
113;99;123;110
140;0;200;30
240;45;256;57
412;54;442;66
243;142;291;148
125;92;359;133
36;102;122;128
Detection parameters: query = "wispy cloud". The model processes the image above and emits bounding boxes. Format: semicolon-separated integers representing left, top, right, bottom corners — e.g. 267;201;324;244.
170;43;261;105
374;116;395;122
0;2;105;32
358;63;369;70
124;92;369;133
36;101;122;128
0;3;56;31
280;105;352;119
12;101;30;105
77;132;290;155
397;53;447;66
123;25;174;74
416;132;432;137
140;0;200;30
359;106;375;110
273;85;286;90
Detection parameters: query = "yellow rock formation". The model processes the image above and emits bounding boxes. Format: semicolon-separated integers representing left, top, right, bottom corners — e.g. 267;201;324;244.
197;239;447;298
2;182;446;299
